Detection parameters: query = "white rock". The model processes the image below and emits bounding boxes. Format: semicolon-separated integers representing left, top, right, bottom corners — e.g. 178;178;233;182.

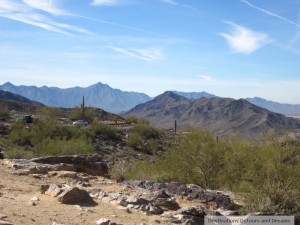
96;218;110;225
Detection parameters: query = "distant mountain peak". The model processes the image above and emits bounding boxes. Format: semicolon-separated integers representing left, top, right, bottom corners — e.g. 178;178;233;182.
154;91;187;102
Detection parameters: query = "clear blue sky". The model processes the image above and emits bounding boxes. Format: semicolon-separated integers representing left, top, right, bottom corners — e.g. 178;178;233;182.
0;0;300;104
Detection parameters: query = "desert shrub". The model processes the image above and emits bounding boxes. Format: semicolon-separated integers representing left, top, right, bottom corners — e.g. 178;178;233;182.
68;106;97;122
38;107;61;119
125;129;225;187
125;129;300;214
109;160;128;182
9;119;95;157
0;108;9;118
132;123;161;139
126;133;143;150
125;116;139;124
4;147;34;159
145;139;159;154
233;139;300;214
32;136;94;157
89;121;121;141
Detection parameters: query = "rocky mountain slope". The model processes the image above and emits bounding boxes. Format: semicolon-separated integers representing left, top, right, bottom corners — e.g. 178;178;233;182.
246;97;300;117
123;91;300;138
0;90;44;106
174;92;300;117
0;82;151;113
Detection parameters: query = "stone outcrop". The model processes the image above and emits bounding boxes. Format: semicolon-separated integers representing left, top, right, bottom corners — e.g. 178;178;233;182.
3;154;108;176
31;155;108;176
123;180;239;210
88;188;178;215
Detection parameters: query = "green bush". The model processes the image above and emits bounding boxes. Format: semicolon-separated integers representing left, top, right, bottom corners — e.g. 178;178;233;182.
109;160;128;182
132;123;161;139
32;136;94;157
0;109;9;118
126;133;143;150
38;107;61;119
9;119;95;157
125;129;300;214
68;107;97;122
89;121;121;141
4;148;34;159
145;139;159;154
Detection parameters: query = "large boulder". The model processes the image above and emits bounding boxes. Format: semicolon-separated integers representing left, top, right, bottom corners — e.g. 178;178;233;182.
57;187;93;204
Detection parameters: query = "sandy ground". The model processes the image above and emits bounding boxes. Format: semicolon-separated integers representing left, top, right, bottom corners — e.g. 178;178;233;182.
0;161;173;225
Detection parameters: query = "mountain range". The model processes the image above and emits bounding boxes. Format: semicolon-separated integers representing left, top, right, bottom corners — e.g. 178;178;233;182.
0;82;151;113
123;91;300;138
0;82;300;116
246;97;300;117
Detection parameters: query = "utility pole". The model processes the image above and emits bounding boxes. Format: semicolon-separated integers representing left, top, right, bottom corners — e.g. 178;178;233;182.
174;120;177;134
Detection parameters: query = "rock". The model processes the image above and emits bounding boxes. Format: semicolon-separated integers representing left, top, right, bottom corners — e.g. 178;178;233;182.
31;155;108;176
72;179;91;187
124;196;139;205
57;187;94;204
176;214;204;225
122;180;167;191
154;197;180;210
0;215;7;221
216;208;239;216
176;205;206;218
0;152;4;159
89;189;108;199
31;174;45;179
45;184;66;197
140;190;180;210
52;222;65;225
28;196;40;206
96;218;110;225
56;171;78;179
40;184;50;194
0;220;13;225
109;223;118;225
148;203;163;215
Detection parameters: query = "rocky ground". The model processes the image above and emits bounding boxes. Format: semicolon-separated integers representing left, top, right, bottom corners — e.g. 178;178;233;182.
0;156;241;225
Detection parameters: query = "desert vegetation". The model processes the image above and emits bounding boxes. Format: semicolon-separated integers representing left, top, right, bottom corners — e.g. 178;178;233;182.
1;106;300;215
123;129;300;215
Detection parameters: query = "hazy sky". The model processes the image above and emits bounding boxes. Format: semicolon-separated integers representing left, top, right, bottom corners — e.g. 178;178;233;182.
0;0;300;103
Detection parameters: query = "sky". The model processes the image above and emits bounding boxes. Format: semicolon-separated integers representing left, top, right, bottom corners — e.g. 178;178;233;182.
0;0;300;104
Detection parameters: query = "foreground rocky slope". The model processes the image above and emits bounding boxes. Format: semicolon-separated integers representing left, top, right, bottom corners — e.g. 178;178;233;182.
0;155;242;225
